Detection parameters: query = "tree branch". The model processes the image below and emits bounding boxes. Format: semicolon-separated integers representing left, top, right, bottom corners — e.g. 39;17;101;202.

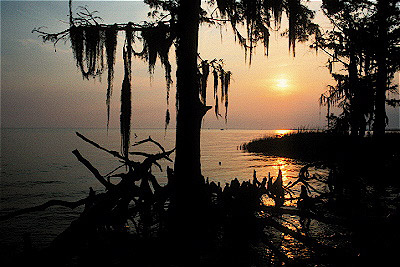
132;136;166;153
0;198;89;221
72;149;114;189
76;132;123;159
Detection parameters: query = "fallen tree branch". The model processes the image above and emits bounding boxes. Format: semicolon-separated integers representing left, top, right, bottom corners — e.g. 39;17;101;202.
0;198;89;221
260;232;293;265
132;136;166;153
72;149;114;189
76;132;124;160
141;148;176;169
260;206;345;226
263;216;355;262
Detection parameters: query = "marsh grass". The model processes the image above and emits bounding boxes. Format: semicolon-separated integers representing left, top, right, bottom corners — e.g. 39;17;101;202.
244;131;400;183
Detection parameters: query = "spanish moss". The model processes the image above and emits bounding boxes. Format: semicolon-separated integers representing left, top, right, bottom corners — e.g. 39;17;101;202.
213;69;219;99
286;0;318;56
215;94;220;117
69;24;106;79
200;60;209;105
220;70;225;101
165;109;170;131
224;71;231;121
69;26;85;75
135;23;175;105
216;0;317;60
207;61;231;119
85;26;104;76
287;0;300;56
213;69;220;117
120;28;133;159
134;23;175;130
105;25;118;130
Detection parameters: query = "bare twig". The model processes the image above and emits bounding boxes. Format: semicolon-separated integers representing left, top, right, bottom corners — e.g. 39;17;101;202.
132;136;166;153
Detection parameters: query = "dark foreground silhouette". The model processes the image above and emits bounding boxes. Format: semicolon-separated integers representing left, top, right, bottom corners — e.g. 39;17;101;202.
2;132;400;266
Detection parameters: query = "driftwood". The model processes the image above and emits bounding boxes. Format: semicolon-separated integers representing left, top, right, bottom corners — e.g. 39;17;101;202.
1;133;365;266
72;149;114;189
0;198;89;221
260;206;346;226
260;232;294;265
76;132;130;161
264;215;329;251
1;133;173;238
285;161;330;195
17;133;176;265
263;215;356;264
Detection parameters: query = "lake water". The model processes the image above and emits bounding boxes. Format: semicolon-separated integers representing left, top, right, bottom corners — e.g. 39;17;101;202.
0;128;312;263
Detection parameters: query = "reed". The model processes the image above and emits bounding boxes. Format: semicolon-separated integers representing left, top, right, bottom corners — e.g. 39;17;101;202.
245;131;400;185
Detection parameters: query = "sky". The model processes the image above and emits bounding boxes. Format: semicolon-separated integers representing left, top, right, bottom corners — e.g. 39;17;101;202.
1;1;399;130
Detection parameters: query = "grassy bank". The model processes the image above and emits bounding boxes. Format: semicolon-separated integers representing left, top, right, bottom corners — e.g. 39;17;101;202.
244;131;400;183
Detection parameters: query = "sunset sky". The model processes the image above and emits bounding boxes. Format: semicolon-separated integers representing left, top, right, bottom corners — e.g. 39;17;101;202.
1;1;399;130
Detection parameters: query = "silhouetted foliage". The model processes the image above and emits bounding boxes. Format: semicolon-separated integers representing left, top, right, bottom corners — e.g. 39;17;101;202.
33;0;319;186
120;28;133;158
28;1;341;264
7;131;400;265
134;22;175;109
314;0;400;136
105;26;118;129
212;0;319;60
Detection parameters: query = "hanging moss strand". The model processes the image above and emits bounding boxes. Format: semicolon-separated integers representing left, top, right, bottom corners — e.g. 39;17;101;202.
105;25;118;130
165;109;170;131
69;25;105;79
224;71;231;121
135;23;175;129
213;69;218;99
120;28;133;159
215;94;220;117
200;60;209;105
220;69;225;103
70;26;85;76
82;26;104;78
213;69;220;117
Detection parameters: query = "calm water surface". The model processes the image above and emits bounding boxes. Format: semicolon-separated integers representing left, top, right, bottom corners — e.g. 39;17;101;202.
1;128;320;262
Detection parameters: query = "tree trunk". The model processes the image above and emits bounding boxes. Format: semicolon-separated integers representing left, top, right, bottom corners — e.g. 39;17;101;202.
167;0;212;261
170;0;211;232
174;0;204;195
349;46;362;136
373;0;388;137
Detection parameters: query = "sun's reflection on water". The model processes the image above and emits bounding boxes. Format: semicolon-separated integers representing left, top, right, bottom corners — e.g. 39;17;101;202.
274;129;293;137
253;154;335;264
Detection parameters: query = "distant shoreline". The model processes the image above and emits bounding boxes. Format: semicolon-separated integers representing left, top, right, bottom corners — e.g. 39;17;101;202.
0;127;295;131
2;127;399;131
243;131;400;183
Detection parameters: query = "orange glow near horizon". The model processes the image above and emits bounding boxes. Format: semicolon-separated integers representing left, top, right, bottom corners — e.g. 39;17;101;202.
2;0;342;130
275;129;292;136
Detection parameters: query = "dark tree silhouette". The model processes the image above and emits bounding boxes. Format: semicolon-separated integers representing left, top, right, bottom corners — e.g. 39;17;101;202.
316;0;375;136
4;2;395;265
316;0;400;136
34;0;317;203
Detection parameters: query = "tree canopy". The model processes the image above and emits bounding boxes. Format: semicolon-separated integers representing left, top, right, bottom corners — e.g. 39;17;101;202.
35;0;319;159
315;0;400;135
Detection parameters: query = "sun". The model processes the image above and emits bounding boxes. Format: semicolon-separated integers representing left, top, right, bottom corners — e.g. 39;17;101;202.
276;78;289;89
262;75;293;93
